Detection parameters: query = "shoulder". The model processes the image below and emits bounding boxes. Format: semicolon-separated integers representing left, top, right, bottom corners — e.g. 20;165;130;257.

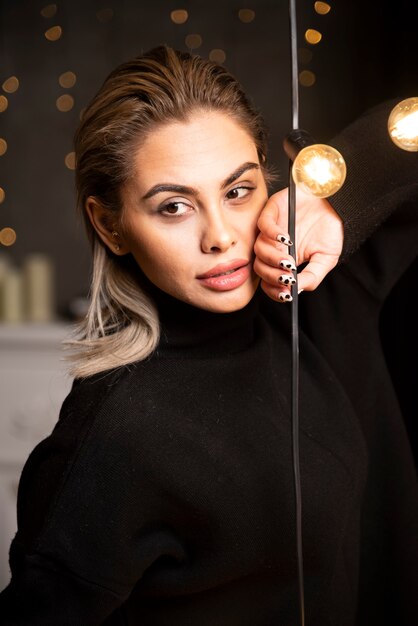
57;359;160;436
21;359;161;489
15;359;161;545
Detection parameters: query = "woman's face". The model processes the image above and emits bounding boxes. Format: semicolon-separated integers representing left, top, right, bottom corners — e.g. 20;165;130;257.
120;110;268;312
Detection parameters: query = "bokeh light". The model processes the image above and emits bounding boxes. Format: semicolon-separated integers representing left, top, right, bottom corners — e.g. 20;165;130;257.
40;4;57;18
59;71;77;88
56;94;74;112
185;34;202;49
0;138;8;156
64;152;76;169
298;48;313;64
314;2;331;15
45;26;62;41
305;29;322;44
0;188;5;204
0;96;8;113
0;227;17;247
209;49;226;64
171;10;188;24
2;76;19;93
299;70;316;87
238;9;255;23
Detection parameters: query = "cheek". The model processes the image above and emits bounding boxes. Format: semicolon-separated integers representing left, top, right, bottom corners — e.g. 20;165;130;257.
126;224;193;281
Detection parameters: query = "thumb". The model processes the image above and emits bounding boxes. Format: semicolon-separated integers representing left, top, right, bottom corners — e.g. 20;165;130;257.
296;251;340;292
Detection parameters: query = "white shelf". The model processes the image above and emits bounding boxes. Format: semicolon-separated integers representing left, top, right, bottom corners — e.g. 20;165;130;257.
0;321;73;346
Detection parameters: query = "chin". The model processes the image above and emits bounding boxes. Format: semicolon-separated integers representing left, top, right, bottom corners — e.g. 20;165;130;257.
196;280;259;313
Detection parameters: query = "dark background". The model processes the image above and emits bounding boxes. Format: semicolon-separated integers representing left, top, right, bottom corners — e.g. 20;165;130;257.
0;0;416;459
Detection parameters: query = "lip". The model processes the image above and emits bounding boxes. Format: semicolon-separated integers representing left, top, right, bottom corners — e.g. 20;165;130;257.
196;259;250;279
196;259;251;292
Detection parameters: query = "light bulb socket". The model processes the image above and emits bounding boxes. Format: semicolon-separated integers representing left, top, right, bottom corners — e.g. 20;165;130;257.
283;129;316;161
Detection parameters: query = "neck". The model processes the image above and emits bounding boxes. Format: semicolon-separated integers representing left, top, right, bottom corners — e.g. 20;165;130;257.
142;278;259;356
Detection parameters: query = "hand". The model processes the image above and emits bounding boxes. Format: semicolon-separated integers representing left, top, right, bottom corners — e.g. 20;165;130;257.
253;187;344;301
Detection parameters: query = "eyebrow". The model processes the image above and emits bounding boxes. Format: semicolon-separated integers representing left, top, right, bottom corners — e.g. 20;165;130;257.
141;161;260;200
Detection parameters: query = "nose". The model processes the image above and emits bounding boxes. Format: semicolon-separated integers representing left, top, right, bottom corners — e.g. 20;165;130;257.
200;208;237;253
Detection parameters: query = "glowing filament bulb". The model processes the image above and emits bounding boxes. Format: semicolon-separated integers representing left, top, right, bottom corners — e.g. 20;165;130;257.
292;144;346;198
388;97;418;151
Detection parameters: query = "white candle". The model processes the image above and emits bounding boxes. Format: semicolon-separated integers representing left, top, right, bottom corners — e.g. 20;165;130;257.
23;253;55;322
0;254;11;322
2;266;24;323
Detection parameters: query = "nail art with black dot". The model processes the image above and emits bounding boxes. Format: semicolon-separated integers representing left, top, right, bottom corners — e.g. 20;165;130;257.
279;259;297;271
277;234;293;246
279;274;296;286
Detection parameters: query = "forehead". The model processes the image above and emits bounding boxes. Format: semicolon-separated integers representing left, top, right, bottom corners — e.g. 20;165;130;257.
131;111;259;188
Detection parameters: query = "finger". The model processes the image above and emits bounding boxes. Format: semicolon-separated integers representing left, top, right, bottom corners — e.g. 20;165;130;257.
253;256;296;289
260;279;293;303
257;191;291;242
254;234;297;269
296;252;340;292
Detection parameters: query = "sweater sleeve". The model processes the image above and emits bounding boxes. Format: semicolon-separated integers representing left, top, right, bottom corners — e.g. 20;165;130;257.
328;98;418;261
0;372;187;625
326;98;418;300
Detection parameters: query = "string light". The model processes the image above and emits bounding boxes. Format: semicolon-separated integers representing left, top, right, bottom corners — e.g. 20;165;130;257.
292;143;346;197
388;97;418;151
284;130;346;198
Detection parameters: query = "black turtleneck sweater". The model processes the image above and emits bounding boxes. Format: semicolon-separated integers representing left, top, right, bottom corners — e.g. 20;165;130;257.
1;100;417;626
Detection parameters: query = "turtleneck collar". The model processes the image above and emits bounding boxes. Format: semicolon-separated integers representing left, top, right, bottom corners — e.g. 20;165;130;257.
142;280;260;356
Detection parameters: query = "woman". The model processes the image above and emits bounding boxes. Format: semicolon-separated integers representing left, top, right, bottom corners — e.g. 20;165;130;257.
0;45;417;625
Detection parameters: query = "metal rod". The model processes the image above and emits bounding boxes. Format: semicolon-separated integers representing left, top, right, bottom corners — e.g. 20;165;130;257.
288;1;305;624
289;0;300;130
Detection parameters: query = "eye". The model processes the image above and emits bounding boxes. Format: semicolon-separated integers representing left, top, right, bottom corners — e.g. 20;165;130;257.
225;185;254;201
159;201;193;217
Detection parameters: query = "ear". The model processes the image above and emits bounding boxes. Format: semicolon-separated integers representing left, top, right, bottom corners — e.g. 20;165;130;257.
85;197;128;255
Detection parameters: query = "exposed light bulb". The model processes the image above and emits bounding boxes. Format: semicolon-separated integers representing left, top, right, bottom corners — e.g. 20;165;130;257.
292;144;346;198
388;97;418;151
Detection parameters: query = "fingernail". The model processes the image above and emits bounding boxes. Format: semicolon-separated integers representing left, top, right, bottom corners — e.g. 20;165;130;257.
279;259;297;271
277;234;293;246
278;274;296;286
278;292;293;302
298;288;304;294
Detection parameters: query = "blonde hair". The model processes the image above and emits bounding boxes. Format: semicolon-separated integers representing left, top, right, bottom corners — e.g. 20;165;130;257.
65;45;274;378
